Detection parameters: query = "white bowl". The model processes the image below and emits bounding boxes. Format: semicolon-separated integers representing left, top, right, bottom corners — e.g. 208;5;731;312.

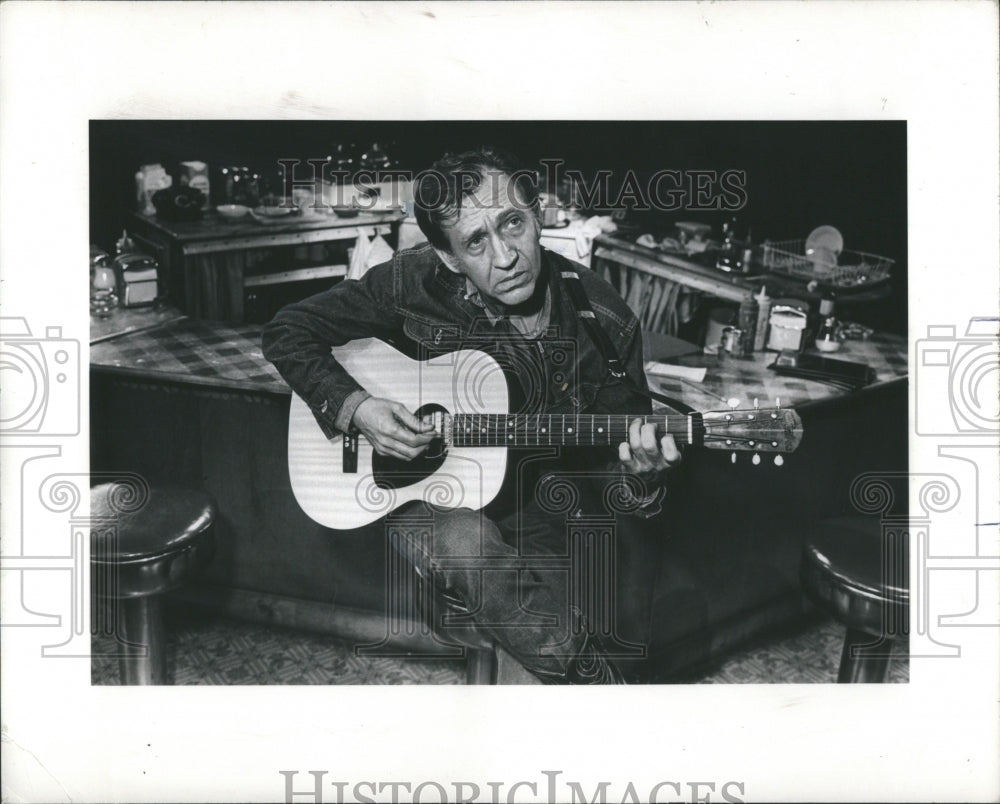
253;204;295;218
216;204;250;220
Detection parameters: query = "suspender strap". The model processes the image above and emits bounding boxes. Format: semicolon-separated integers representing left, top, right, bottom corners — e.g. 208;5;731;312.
560;271;628;380
559;269;695;415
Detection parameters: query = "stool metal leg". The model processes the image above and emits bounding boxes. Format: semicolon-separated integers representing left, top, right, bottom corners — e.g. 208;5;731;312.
465;647;496;685
118;595;167;685
838;627;892;683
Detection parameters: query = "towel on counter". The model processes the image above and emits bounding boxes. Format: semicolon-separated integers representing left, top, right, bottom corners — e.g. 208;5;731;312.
572;215;617;258
347;230;395;280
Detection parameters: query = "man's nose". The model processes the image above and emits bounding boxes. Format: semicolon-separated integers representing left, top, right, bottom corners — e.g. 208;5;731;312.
490;233;517;269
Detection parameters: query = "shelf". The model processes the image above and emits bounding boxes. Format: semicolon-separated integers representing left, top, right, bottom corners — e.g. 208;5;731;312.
243;264;347;288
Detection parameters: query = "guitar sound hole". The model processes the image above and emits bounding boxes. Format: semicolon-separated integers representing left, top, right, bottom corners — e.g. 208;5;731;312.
372;403;449;490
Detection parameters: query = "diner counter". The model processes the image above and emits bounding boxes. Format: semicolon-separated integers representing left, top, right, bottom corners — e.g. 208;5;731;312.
89;305;909;681
90;306;907;408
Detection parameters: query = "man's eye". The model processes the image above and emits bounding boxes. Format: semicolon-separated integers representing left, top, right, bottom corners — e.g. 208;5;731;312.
467;236;485;250
506;216;524;231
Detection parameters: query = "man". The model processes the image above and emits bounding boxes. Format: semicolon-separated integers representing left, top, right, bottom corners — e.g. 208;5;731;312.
263;146;680;683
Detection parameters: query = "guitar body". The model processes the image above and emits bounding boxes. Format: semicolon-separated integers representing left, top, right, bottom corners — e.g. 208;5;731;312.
288;338;509;529
288;340;804;530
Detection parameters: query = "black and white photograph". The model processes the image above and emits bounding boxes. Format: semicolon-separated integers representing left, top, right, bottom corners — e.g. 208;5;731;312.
87;120;909;687
1;3;997;803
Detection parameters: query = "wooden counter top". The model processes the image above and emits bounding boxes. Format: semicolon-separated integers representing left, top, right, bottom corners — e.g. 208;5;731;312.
130;209;404;256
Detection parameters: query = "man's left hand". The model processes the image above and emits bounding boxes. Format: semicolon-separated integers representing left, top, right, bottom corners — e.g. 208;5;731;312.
618;418;681;477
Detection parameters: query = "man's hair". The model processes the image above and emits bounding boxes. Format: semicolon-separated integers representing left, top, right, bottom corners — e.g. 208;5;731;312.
413;146;539;252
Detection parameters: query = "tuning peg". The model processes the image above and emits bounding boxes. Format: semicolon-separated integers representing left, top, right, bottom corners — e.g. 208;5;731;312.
752;453;761;465
775;396;781;410
774;455;784;467
753;397;759;410
730;452;737;464
728;397;740;410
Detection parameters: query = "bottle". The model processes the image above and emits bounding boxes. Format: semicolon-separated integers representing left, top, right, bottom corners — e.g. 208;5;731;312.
115;229;135;256
753;285;772;350
90;251;119;317
815;315;842;352
737;295;759;356
819;290;836;318
740;227;753;274
716;218;738;272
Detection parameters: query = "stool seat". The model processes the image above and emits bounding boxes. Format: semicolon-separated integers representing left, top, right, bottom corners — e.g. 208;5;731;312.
801;515;908;682
90;483;216;684
91;484;215;561
91;484;216;600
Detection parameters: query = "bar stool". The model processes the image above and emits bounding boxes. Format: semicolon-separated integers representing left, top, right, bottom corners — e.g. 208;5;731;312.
800;515;908;682
91;483;216;685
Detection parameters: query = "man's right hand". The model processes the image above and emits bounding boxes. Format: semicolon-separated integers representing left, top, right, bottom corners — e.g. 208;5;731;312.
351;397;436;461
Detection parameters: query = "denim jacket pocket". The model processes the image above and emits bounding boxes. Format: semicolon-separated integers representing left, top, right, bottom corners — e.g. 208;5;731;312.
401;316;463;356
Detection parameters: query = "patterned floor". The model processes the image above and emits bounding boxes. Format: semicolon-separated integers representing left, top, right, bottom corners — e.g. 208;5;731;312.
91;608;907;685
696;617;908;684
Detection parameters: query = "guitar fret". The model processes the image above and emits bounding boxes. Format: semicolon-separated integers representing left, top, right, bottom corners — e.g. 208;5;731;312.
450;413;708;448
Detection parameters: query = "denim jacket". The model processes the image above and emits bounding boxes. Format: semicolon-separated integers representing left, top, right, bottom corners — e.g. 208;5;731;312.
262;244;656;514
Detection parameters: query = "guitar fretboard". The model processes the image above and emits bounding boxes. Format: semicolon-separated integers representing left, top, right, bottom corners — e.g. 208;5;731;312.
449;413;703;447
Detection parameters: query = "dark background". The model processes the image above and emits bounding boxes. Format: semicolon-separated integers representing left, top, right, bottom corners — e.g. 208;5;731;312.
90;120;907;333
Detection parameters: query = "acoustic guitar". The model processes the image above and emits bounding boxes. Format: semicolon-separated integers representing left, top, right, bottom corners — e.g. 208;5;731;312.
288;338;804;529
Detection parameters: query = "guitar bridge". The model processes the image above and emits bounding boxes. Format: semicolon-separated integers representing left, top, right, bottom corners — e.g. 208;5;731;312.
343;432;359;473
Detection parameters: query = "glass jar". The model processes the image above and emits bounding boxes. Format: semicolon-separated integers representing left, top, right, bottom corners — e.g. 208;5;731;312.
90;254;119;317
815;315;842;352
767;306;808;352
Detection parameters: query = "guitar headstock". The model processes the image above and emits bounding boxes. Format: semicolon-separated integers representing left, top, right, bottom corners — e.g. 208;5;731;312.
701;401;803;465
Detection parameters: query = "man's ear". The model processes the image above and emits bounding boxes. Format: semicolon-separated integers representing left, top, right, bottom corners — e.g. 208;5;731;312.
434;247;462;274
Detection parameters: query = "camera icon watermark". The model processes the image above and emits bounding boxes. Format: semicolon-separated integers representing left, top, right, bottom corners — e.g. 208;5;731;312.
0;316;81;437
915;317;999;436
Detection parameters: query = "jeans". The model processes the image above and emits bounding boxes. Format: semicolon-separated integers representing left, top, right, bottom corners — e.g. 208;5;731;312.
389;499;590;678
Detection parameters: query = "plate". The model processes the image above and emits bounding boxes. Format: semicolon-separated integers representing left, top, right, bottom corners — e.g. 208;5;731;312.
805;225;844;257
250;209;299;225
216;204;250;220
253;204;296;218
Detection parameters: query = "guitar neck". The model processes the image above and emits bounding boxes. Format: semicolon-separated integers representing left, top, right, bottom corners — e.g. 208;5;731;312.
449;413;700;448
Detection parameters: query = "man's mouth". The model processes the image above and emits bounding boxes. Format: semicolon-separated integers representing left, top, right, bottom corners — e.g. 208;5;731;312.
499;272;528;289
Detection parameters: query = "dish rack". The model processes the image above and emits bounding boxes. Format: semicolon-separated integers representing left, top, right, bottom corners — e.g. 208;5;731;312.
762;239;894;288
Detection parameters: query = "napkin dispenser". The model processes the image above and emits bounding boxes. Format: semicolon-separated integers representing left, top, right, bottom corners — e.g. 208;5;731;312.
115;253;159;307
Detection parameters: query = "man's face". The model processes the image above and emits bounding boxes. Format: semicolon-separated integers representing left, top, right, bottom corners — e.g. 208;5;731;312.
434;171;543;307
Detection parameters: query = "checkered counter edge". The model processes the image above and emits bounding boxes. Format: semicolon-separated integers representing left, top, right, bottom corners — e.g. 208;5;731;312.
90;318;288;395
91;318;907;409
